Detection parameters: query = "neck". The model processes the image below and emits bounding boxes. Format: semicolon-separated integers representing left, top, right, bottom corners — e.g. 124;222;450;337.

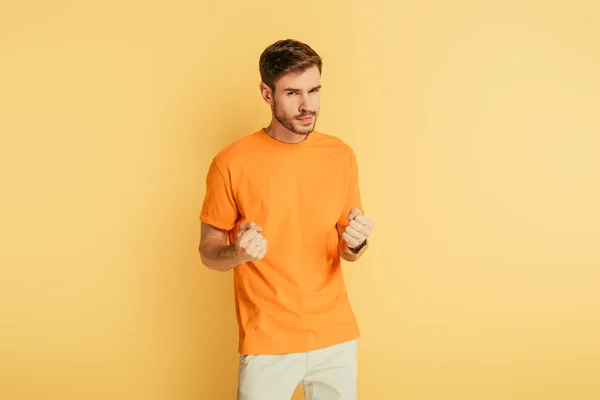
264;118;309;144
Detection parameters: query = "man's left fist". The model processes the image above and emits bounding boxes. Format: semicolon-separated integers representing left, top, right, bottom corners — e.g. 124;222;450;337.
342;208;374;249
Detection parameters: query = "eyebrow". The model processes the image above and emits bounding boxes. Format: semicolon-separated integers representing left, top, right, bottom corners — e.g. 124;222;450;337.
283;85;322;92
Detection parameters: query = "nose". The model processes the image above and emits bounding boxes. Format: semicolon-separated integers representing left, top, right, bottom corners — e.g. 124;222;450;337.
299;93;311;112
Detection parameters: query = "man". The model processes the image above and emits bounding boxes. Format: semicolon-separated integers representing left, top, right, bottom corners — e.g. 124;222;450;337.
198;39;374;400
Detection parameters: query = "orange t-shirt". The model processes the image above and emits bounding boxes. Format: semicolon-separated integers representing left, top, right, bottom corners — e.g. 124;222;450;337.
200;128;364;355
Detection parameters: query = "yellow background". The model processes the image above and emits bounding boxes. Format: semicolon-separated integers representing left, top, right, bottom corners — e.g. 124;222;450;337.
1;0;599;399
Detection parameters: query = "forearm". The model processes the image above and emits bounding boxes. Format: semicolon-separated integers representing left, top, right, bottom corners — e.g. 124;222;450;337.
199;241;248;271
338;239;368;262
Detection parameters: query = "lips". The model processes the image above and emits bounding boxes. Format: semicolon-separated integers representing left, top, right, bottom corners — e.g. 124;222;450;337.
298;115;314;122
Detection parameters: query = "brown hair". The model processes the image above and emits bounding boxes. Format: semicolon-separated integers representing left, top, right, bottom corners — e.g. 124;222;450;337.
259;39;323;92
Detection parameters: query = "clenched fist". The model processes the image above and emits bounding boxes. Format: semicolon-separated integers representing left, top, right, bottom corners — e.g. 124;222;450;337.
235;221;267;261
342;208;373;249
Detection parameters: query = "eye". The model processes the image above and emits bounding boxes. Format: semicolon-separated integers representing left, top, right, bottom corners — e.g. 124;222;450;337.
288;92;297;96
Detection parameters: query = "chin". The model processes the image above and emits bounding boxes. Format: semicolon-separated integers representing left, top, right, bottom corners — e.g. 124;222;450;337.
294;124;315;136
294;130;312;136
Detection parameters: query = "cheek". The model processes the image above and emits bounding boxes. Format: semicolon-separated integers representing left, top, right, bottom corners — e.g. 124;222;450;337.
312;96;321;111
277;97;298;115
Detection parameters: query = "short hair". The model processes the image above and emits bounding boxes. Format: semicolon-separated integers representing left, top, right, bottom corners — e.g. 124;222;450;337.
259;39;323;92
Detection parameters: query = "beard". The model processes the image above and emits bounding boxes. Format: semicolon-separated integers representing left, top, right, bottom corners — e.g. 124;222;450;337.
273;100;318;136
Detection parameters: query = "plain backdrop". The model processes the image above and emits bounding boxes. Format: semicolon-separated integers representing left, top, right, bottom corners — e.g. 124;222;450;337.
1;0;599;399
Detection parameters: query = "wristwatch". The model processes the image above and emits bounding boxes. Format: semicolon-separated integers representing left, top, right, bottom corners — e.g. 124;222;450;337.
349;239;367;254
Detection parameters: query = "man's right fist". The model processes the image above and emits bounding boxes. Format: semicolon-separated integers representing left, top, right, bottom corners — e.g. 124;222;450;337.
235;221;267;261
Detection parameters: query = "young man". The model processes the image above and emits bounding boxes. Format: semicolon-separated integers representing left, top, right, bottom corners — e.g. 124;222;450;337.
198;39;374;400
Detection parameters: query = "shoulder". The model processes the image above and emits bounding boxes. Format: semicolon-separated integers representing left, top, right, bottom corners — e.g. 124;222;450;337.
314;130;358;160
211;130;262;170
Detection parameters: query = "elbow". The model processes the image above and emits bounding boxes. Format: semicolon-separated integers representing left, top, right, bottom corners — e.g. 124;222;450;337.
198;246;214;270
200;254;218;271
198;247;229;272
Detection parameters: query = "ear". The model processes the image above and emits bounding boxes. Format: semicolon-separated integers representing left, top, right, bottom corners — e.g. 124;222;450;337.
259;82;274;105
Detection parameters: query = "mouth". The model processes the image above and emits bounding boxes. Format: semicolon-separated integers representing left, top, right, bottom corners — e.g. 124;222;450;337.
297;115;314;123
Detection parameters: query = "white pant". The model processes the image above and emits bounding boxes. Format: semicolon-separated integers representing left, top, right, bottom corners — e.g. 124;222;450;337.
237;339;358;400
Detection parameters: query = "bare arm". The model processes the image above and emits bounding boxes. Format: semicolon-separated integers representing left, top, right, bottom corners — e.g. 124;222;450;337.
198;222;246;271
198;222;267;271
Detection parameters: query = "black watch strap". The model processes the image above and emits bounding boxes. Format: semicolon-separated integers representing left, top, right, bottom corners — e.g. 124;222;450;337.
349;239;367;254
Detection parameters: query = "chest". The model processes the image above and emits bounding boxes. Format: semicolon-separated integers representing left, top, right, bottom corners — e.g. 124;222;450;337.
232;151;349;228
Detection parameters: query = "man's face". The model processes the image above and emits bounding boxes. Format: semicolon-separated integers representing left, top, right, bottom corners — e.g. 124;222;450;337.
271;65;321;136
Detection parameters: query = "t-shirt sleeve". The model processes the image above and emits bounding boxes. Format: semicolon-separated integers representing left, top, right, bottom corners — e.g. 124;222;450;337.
338;149;364;226
200;159;238;231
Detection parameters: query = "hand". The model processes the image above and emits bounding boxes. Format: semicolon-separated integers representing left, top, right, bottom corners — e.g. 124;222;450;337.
342;208;373;249
235;221;267;261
